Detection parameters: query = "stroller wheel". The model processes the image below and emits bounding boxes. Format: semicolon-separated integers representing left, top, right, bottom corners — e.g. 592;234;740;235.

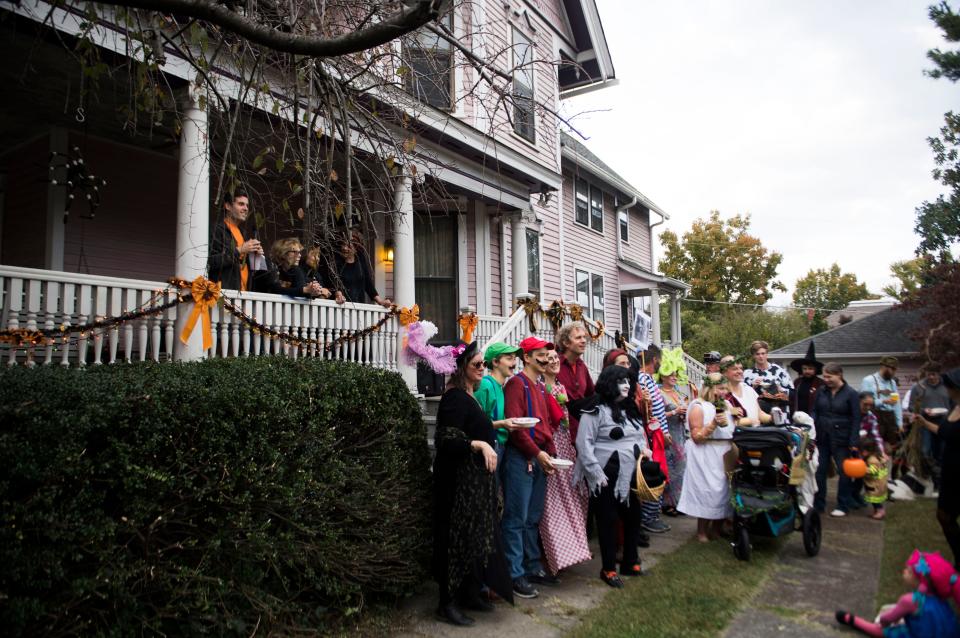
732;523;751;561
803;509;821;557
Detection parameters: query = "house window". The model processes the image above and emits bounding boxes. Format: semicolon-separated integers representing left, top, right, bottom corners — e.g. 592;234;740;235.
619;208;629;243
575;178;589;226
526;228;540;298
575;269;605;324
414;215;458;340
404;11;454;110
512;27;535;142
589;185;603;232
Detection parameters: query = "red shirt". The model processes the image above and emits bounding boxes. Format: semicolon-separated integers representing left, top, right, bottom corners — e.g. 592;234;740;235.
557;355;595;442
504;372;556;459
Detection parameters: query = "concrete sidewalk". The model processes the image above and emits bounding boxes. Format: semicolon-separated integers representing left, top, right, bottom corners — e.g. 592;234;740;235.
396;514;697;637
722;503;885;638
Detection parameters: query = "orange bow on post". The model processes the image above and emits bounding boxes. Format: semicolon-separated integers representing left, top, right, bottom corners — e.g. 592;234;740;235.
179;276;221;351
397;304;420;327
458;312;479;343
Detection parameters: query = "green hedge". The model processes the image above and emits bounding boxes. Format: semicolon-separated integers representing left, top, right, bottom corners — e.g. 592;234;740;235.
0;358;432;636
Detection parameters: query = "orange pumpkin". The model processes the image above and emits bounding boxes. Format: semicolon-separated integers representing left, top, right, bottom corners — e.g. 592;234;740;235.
842;458;867;479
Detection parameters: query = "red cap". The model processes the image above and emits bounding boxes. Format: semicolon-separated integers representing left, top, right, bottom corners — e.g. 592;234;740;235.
518;336;555;353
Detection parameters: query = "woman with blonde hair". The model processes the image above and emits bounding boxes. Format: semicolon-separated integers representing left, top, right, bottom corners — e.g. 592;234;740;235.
677;373;736;542
268;238;329;298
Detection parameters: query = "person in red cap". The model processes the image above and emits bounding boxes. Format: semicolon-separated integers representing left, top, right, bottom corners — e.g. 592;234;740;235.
501;336;560;599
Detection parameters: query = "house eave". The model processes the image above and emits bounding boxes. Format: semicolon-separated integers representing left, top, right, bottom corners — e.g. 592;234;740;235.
562;145;668;219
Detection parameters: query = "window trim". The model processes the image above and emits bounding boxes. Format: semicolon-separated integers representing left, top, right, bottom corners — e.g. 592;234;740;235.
572;178;605;235
402;10;456;111
526;227;541;299
574;267;605;324
618;208;629;244
511;26;536;143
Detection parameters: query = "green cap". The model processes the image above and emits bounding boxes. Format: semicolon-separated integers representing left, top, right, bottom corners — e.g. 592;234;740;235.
484;341;523;363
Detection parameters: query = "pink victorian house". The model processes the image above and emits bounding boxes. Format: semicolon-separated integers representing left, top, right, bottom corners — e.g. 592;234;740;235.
0;0;693;392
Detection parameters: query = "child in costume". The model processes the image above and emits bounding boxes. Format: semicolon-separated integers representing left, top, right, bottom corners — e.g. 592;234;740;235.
835;550;960;637
860;436;888;521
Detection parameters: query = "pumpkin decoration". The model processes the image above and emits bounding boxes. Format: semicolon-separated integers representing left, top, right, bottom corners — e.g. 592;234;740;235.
842;457;868;479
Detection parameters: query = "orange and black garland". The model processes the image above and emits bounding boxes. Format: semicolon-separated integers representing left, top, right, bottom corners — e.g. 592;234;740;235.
517;297;604;342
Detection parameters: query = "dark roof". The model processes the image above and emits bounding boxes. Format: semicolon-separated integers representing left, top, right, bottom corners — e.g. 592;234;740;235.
560;131;631;189
769;307;922;357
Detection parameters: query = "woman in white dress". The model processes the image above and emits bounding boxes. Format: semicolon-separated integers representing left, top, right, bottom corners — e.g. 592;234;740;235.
677;373;736;542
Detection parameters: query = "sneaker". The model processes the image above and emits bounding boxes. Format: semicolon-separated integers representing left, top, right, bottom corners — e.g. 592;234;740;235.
642;518;671;533
621;563;645;577
528;569;560;586
829;509;847;517
600;570;624;588
870;509;886;520
512;577;539;599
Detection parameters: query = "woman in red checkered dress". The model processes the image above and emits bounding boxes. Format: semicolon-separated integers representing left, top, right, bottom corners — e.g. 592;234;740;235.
540;350;592;575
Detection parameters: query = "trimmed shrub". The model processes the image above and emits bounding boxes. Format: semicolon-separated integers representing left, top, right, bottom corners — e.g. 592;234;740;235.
0;358;432;636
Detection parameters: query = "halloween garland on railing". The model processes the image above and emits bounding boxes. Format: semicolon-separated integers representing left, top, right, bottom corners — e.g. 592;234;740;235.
1;277;417;356
516;297;605;342
457;311;478;343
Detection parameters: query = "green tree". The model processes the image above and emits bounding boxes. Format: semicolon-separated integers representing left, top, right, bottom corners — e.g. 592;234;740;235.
659;211;786;309
792;263;874;334
916;2;960;256
680;308;810;362
882;257;930;300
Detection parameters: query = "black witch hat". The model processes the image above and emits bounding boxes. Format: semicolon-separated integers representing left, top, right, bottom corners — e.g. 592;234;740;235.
790;341;823;374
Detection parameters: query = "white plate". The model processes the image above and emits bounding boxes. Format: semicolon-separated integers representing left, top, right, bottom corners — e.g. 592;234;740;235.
550;458;574;468
928;407;949;416
511;417;540;428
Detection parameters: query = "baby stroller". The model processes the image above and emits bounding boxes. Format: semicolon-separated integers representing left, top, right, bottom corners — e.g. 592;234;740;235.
729;424;821;561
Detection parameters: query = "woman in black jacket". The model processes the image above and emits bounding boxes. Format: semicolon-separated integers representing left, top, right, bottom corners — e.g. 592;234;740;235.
811;362;862;517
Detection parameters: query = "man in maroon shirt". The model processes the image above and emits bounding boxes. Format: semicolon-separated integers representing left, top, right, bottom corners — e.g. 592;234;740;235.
556;322;595;443
502;336;559;599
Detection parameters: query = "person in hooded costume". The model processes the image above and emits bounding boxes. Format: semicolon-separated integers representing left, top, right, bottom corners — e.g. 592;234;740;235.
790;342;825;416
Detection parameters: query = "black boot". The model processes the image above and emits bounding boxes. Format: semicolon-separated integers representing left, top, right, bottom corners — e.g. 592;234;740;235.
437;603;475;626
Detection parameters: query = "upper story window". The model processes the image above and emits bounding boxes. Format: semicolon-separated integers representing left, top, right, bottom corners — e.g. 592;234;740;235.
526;228;541;298
574;177;604;233
575;269;605;324
512;27;535;142
618;208;629;243
404;11;454;110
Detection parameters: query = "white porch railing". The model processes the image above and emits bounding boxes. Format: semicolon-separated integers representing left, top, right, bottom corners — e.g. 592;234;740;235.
473;314;509;344
0;265;399;368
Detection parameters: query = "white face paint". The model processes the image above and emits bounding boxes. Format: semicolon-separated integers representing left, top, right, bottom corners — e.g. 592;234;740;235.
617;379;630;400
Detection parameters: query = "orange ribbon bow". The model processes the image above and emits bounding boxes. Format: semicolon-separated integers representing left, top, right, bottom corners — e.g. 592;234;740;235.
179;276;221;351
397;304;420;327
458;313;479;343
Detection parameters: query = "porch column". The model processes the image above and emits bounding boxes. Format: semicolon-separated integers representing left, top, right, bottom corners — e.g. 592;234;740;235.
670;294;682;344
650;288;661;347
45;128;67;271
510;213;531;303
393;175;417;390
173;94;210;361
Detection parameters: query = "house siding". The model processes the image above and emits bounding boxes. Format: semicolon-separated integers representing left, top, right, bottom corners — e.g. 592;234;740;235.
489;216;502;315
621;205;654;271
62;134;177;282
0;135;49;269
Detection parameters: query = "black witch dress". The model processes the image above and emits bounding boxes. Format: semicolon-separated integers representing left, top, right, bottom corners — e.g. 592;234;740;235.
433;388;513;606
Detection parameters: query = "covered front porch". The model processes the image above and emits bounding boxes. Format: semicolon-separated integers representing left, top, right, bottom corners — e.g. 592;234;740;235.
617;258;689;349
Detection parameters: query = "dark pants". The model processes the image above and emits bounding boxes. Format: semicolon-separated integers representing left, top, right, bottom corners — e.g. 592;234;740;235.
592;480;643;572
438;560;482;607
876;410;900;448
814;426;855;513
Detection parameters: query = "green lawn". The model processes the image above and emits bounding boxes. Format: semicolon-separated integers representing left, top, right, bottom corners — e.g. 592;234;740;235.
877;498;952;611
568;536;780;638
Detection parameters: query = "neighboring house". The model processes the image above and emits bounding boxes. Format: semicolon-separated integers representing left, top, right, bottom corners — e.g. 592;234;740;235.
769;307;925;393
825;297;897;329
0;0;686;389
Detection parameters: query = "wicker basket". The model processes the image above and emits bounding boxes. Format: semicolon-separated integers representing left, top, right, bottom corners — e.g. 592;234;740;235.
634;463;666;503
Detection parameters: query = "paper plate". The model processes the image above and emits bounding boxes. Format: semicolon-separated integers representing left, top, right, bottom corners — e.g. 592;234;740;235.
512;417;539;428
550;458;574;468
929;407;949;416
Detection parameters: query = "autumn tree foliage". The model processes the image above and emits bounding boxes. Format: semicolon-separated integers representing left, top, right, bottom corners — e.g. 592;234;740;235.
658;211;786;308
792;263;874;334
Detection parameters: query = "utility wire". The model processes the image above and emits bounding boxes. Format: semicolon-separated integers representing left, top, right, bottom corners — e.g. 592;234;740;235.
681;297;892;315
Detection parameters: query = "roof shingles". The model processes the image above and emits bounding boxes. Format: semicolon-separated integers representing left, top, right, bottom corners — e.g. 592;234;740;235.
769;307;922;357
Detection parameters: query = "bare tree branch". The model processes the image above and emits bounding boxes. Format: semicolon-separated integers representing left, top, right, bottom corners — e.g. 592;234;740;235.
86;0;442;57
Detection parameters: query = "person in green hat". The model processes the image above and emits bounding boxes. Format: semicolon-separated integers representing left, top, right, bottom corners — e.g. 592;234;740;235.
475;342;525;466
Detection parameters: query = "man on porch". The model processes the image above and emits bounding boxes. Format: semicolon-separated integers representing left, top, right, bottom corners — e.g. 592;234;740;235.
208;192;263;290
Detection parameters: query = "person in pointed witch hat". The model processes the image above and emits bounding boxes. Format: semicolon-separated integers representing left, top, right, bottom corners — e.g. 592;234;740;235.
789;341;824;416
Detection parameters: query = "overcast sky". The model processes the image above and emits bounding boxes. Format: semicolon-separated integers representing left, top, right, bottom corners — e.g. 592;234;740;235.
562;0;956;306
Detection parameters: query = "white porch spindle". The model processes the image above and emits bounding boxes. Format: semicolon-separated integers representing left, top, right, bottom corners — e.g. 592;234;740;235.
393;175;417;390
510;214;530;302
172;94;210;361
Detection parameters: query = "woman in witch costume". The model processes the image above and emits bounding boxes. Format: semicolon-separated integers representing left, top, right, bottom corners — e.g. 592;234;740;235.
789;342;825;416
432;342;514;626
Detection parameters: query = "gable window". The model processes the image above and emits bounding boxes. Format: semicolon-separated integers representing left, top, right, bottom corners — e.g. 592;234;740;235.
404;11;454;110
575;269;605;324
619;208;629;243
526;228;541;298
575;178;589;226
512;27;535;142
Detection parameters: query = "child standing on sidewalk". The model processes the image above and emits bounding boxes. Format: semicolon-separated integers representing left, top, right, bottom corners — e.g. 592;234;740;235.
861;436;888;521
836;550;960;637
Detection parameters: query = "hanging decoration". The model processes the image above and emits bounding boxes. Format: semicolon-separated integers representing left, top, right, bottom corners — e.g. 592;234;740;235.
401;320;462;375
518;297;542;333
49;146;108;223
178;277;221;350
546;300;567;333
614;329;627;350
457;311;478;343
398;304;420;327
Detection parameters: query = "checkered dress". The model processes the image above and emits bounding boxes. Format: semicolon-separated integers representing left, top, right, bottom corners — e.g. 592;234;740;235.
540;382;592;575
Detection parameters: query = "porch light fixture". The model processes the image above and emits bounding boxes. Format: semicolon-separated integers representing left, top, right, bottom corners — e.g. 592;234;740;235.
383;238;396;265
